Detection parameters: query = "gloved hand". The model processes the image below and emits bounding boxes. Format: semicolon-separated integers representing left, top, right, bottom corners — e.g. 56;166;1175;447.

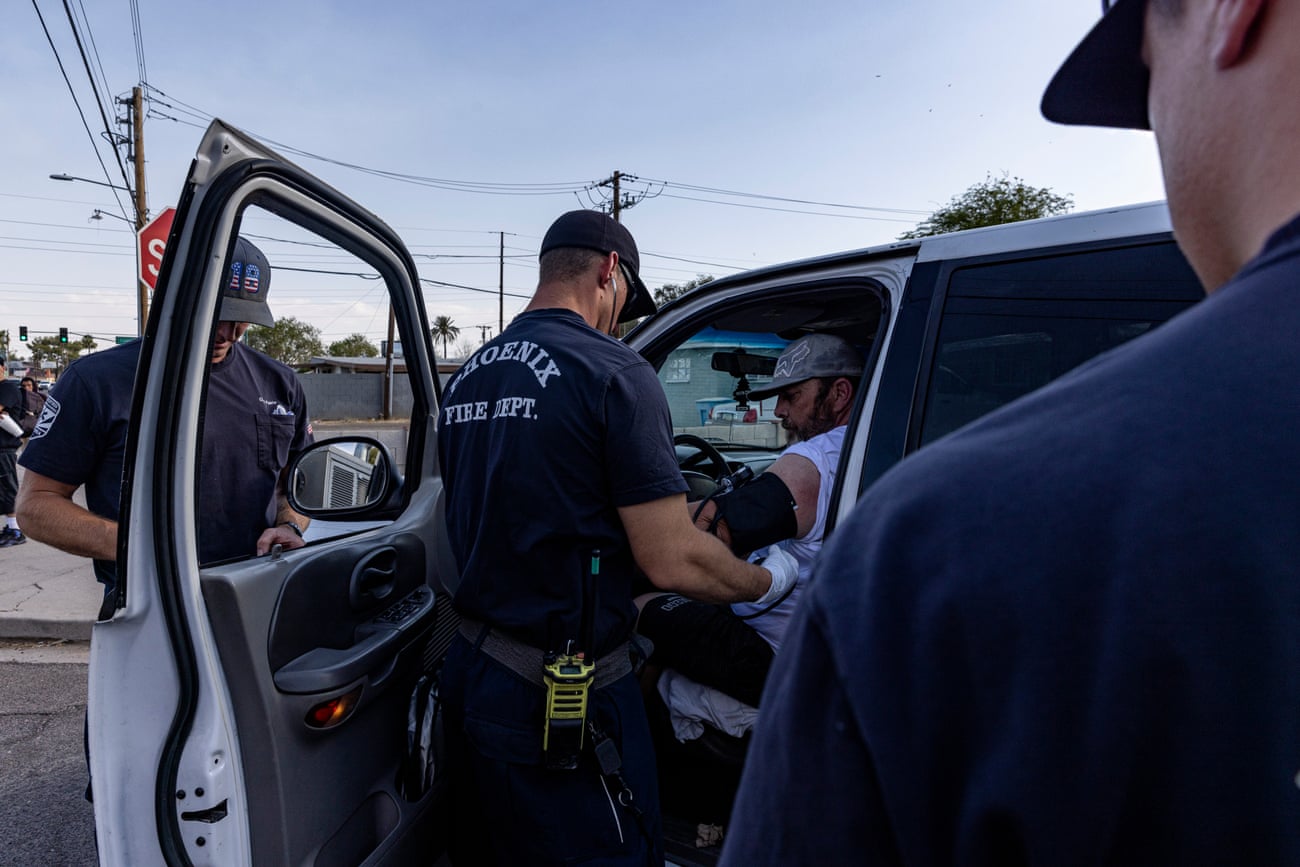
754;544;798;606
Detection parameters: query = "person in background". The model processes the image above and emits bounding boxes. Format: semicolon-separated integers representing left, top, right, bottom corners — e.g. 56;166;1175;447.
0;366;25;547
17;377;46;439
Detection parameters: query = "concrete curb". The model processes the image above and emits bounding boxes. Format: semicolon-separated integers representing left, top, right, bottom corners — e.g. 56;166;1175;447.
0;534;102;642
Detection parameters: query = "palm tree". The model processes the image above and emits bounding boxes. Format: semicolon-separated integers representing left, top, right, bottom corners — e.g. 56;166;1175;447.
431;316;461;358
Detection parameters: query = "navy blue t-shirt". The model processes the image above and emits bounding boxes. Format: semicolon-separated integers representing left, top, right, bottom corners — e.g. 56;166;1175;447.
722;216;1300;865
438;309;687;657
198;341;312;564
19;343;139;587
20;340;313;590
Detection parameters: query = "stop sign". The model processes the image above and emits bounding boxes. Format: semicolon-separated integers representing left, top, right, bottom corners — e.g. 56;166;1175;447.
137;207;177;291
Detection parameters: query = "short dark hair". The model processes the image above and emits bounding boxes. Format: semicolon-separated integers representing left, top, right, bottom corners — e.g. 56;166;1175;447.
813;375;861;401
539;247;605;285
20;377;35;387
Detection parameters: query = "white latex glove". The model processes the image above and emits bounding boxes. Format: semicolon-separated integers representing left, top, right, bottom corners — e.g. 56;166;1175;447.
753;544;798;606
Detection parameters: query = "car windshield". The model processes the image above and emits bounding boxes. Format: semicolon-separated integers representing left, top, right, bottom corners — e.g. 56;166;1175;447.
656;327;789;450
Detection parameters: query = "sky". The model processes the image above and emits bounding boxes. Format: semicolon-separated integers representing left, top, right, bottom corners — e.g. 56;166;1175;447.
1;0;1167;357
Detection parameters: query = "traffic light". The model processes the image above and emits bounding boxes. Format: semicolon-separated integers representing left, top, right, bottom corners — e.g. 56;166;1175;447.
18;326;26;342
59;327;68;343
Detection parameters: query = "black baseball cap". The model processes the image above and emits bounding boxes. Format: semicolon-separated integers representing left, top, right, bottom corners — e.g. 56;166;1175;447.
539;210;656;323
220;236;275;327
1041;0;1151;130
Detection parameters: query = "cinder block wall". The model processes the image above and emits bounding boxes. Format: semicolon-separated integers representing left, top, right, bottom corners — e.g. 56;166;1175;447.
297;373;415;421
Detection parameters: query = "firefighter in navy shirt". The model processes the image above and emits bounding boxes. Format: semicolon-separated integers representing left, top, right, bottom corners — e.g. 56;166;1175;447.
437;210;797;866
17;237;313;596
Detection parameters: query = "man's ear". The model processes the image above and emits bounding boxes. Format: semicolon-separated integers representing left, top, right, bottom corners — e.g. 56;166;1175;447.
601;251;619;287
1212;0;1266;69
831;377;854;412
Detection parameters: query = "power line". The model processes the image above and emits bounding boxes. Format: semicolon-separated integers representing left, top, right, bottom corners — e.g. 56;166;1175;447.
0;217;131;232
0;234;131;249
72;0;114;117
641;178;931;216
140;85;924;220
0;242;131;257
139;83;933;223
30;0;132;223
657;192;917;223
128;0;147;86
145;86;589;195
58;0;134;202
420;278;530;301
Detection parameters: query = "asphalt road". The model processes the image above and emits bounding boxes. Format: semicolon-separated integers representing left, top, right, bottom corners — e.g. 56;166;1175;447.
0;650;97;866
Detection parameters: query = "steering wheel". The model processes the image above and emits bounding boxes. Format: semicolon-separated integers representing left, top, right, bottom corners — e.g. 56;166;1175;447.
674;433;731;481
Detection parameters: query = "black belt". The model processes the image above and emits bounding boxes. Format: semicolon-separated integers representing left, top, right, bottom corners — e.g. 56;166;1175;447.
458;618;633;690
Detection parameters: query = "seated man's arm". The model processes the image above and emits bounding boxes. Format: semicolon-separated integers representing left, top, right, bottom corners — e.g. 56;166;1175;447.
621;493;780;604
765;453;821;539
16;470;116;561
691;453;821;551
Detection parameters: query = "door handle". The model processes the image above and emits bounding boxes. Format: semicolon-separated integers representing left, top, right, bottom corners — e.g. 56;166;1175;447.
350;547;398;608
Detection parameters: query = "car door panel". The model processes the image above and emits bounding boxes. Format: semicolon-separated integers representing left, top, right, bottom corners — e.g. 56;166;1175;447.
203;551;443;865
90;121;451;865
261;535;434;693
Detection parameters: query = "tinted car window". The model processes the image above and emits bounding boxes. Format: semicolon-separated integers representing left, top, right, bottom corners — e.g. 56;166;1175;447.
919;241;1203;445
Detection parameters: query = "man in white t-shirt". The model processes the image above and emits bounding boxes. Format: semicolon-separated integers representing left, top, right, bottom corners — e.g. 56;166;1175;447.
636;334;864;716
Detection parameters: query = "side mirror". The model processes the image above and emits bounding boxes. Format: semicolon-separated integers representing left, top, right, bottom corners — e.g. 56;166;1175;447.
288;436;398;516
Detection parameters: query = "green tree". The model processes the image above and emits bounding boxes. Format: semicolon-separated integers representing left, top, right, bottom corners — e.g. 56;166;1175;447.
28;334;97;372
244;316;323;367
327;333;379;357
899;173;1073;239
431;315;460;357
653;274;715;307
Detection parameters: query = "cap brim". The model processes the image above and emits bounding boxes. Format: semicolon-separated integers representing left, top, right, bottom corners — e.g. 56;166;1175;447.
1041;0;1150;130
219;297;275;327
746;384;782;403
617;271;657;323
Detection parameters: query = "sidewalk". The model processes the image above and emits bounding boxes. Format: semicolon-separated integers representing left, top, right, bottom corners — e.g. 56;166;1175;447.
0;470;103;643
0;530;102;641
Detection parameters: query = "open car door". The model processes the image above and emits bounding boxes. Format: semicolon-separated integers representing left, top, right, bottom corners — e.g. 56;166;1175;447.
88;121;455;866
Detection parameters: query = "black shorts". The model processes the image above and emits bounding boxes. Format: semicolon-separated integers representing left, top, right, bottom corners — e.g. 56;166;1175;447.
637;594;775;707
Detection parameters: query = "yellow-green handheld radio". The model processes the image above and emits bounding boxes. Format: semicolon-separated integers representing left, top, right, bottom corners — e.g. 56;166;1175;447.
542;645;593;770
542;549;601;771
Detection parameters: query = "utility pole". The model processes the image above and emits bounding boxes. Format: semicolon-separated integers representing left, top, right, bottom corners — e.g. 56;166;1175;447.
595;171;643;222
383;305;396;420
131;87;146;232
498;231;505;333
477;325;491;345
120;86;150;334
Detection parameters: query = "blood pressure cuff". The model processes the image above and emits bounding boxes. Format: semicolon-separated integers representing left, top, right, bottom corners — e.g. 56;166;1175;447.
709;472;797;557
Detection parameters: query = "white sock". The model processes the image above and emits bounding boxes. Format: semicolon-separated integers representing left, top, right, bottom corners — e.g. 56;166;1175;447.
5;517;17;531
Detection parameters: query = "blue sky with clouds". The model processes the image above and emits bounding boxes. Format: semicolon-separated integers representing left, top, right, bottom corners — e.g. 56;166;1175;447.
2;0;1165;352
